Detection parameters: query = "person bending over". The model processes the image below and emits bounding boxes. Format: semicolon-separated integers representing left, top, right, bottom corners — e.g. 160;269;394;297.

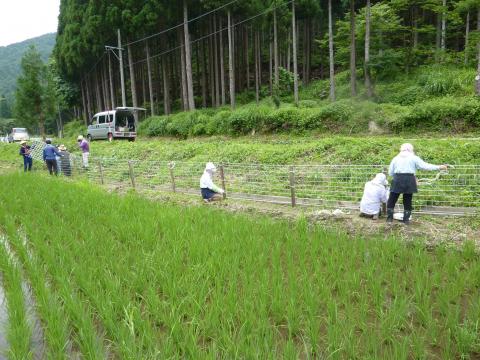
360;173;389;220
200;162;225;203
43;139;62;176
387;143;447;224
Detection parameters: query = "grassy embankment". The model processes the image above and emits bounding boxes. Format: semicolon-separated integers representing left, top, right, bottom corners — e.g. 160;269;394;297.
0;173;479;358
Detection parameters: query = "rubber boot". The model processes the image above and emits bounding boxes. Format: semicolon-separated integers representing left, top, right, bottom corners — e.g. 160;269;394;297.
386;208;394;223
403;211;412;225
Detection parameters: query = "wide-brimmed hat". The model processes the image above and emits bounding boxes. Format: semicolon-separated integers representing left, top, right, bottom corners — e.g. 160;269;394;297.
20;140;27;145
205;162;216;172
77;135;84;141
58;144;67;151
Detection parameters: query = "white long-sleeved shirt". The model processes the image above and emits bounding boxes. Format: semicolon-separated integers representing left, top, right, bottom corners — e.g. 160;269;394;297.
388;153;439;176
360;181;388;215
200;171;222;192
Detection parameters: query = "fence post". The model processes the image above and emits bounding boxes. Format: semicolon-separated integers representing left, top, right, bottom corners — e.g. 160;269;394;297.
128;160;136;189
289;166;296;207
98;161;104;185
382;166;388;215
169;164;176;193
219;164;227;199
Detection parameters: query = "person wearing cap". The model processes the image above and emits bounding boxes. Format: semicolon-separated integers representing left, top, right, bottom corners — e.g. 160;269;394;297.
200;162;225;202
386;143;448;224
359;173;389;220
77;135;90;168
58;144;72;177
19;140;32;172
43;139;62;175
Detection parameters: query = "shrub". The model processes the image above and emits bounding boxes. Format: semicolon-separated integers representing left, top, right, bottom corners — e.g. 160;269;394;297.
63;120;85;138
227;105;269;134
264;107;304;132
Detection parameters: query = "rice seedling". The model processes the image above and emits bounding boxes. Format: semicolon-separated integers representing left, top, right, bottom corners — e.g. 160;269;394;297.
0;173;478;358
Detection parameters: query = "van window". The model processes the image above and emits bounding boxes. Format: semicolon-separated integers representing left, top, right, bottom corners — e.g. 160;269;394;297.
98;115;106;124
90;117;98;125
108;114;114;123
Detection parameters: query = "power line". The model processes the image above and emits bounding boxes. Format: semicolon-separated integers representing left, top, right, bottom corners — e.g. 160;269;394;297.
124;0;240;47
129;0;293;68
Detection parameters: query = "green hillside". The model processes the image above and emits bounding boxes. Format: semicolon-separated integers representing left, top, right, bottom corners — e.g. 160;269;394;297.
0;33;56;115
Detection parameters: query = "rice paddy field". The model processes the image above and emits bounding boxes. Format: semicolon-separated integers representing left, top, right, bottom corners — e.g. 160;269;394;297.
0;173;479;359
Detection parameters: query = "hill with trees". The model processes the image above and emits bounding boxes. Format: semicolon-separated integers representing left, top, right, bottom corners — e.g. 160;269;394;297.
0;33;56;118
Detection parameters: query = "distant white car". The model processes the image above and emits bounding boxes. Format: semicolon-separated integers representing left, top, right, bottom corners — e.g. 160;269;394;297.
8;128;30;143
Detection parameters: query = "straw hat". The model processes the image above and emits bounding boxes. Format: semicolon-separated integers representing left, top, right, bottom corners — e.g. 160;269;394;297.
20;140;27;145
77;135;84;141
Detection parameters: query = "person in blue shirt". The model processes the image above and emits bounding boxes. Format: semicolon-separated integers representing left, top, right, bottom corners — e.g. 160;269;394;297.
19;141;32;172
386;143;447;224
42;139;62;175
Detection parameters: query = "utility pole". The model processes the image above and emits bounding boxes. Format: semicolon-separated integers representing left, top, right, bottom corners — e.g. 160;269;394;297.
105;30;126;108
118;29;126;107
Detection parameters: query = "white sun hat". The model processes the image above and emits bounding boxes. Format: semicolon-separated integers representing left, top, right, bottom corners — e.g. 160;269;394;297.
77;135;84;141
205;162;216;171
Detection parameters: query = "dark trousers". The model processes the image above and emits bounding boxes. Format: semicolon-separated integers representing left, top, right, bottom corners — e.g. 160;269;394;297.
23;157;32;172
45;159;58;175
387;192;413;211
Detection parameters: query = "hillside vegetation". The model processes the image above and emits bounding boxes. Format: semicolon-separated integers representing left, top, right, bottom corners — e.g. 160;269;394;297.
0;33;56;116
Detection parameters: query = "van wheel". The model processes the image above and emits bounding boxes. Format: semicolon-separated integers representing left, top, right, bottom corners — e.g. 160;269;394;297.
128;137;135;142
87;134;92;142
108;133;113;142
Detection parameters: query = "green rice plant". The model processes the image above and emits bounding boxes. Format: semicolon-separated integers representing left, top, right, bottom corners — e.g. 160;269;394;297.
0;173;479;358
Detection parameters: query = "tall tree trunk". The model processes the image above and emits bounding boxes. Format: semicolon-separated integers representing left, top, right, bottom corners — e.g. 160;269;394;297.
81;81;88;125
255;30;260;104
228;10;235;109
328;0;336;101
179;29;188;111
146;41;155;116
161;57;171;115
102;64;109;110
269;39;273;95
365;0;373;98
273;8;279;88
246;27;250;90
436;11;442;62
287;29;291;73
465;11;470;65
476;7;480;95
85;78;92;121
183;0;195;110
292;0;299;106
441;0;447;53
350;0;357;97
95;73;102;112
108;52;116;109
201;39;207;108
209;21;215;107
219;17;226;106
413;6;419;49
213;15;220;107
127;44;139;127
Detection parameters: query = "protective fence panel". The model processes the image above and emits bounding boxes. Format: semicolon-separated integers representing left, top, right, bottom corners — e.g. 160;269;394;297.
7;146;479;216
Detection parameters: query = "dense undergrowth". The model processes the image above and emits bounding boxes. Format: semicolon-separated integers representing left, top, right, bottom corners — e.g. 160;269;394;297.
0;173;479;358
1;135;479;166
135;65;480;138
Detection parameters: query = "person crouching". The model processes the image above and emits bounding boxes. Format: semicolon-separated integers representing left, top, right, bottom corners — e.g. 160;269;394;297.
360;173;389;220
200;162;225;203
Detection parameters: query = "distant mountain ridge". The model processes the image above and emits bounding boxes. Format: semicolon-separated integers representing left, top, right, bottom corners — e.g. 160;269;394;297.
0;33;56;106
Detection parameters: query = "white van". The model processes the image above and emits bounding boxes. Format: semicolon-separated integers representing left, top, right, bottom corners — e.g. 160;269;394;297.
87;107;145;142
8;128;30;143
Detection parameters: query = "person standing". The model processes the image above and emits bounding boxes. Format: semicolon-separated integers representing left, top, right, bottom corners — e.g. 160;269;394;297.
19;140;32;172
360;173;389;220
200;162;225;203
387;143;447;224
58;144;72;177
77;135;90;169
42;139;62;175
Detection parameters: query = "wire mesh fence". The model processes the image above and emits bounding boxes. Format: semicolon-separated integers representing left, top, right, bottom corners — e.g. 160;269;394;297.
12;141;480;216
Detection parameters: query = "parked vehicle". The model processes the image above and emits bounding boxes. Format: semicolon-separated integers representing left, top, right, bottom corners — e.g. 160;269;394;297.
8;128;29;143
87;107;145;142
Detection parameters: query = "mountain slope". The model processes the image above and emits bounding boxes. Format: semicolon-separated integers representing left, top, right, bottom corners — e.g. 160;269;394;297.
0;33;56;110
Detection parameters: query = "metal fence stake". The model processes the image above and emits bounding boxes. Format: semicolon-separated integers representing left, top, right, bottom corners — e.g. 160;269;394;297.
98;161;104;185
220;165;227;199
128;160;136;189
289;166;296;207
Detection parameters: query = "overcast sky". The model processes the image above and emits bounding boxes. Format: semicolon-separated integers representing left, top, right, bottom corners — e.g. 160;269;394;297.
0;0;60;47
